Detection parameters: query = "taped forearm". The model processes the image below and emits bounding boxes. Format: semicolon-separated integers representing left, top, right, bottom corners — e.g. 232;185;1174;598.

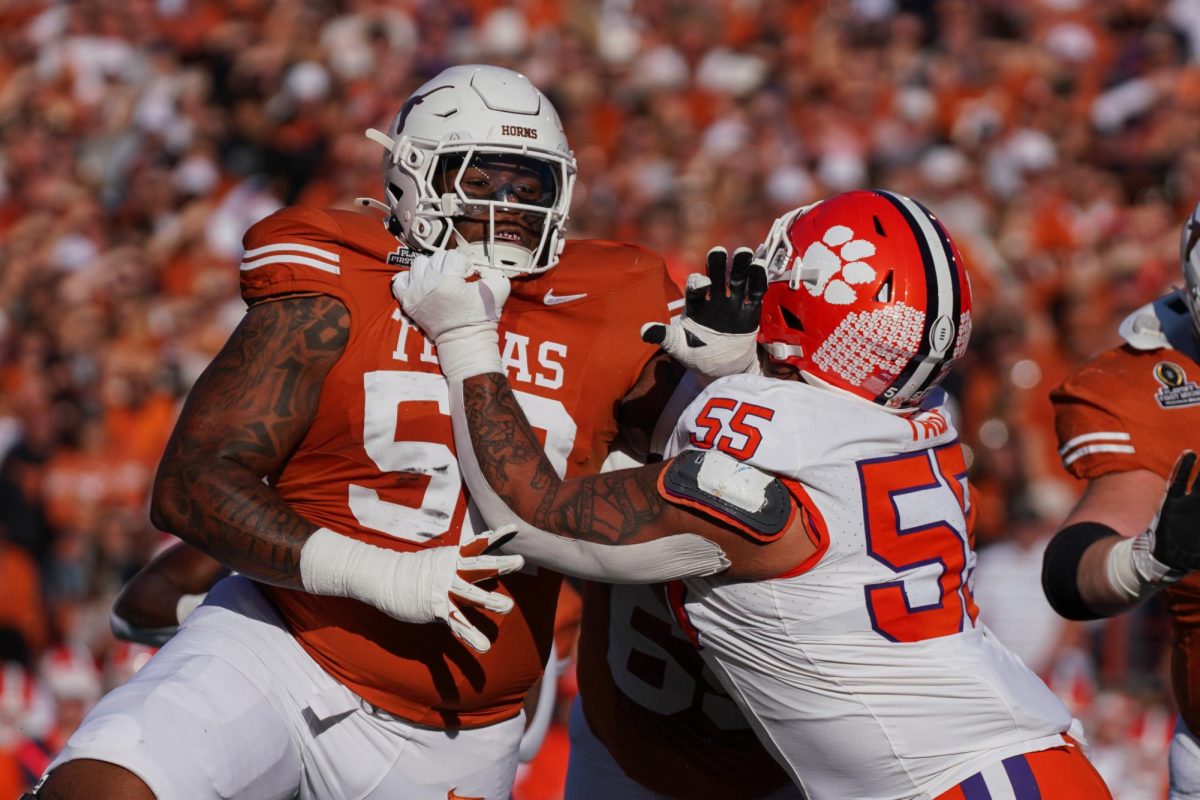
449;378;729;583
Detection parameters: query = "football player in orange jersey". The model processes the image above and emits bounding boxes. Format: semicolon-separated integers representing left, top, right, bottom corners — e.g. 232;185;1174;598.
31;65;693;800
1043;200;1200;800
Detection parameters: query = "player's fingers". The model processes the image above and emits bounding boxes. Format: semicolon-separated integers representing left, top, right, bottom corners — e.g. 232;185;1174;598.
459;525;516;558
444;603;493;653
459;537;488;559
1170;451;1197;498
747;259;768;304
483;523;519;553
640;322;668;345
390;269;412;300
478;275;509;322
451;577;515;614
706;246;728;294
724;247;753;299
456;566;500;585
460;553;525;577
685;272;711;317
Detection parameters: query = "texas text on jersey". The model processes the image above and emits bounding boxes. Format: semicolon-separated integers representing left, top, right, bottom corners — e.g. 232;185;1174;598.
241;205;679;728
1052;290;1200;730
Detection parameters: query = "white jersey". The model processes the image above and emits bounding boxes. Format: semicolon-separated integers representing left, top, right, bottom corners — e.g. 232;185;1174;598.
666;374;1073;800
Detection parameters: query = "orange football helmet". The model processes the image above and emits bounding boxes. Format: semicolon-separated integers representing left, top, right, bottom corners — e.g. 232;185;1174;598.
757;190;972;410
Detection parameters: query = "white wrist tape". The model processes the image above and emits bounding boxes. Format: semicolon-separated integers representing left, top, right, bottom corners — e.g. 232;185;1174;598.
175;592;207;625
300;527;454;624
435;326;504;383
1106;531;1184;602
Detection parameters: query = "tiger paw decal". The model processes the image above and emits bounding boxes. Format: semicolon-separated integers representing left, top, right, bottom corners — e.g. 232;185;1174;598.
802;224;878;305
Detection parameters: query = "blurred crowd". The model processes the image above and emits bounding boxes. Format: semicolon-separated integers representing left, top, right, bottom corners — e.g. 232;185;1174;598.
1;0;1197;795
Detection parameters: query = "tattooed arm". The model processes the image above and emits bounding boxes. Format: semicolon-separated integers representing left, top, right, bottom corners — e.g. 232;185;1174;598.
149;293;522;652
149;295;348;588
457;373;815;580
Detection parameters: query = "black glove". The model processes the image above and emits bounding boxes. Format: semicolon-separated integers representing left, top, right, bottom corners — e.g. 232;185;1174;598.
1150;451;1200;572
639;247;767;379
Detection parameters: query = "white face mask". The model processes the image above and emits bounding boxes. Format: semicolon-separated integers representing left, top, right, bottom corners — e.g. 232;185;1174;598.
435;153;560;273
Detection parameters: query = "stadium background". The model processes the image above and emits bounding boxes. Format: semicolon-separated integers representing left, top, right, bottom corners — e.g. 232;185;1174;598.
0;0;1193;795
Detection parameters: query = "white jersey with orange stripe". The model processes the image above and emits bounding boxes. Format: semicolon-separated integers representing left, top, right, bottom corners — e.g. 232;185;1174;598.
665;374;1073;800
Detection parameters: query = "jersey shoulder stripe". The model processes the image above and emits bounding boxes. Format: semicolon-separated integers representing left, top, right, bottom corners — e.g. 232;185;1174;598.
1052;344;1199;479
239;207;355;308
241;241;342;274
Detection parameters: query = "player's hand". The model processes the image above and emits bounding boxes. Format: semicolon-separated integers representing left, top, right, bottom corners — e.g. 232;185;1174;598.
1142;451;1200;577
434;525;525;653
300;525;524;654
391;248;510;340
391;249;511;381
640;246;766;380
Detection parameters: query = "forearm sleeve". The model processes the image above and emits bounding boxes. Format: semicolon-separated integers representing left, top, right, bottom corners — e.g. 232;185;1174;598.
449;378;729;583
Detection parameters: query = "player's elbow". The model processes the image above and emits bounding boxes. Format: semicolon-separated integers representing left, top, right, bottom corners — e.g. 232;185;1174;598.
149;454;194;537
149;474;175;534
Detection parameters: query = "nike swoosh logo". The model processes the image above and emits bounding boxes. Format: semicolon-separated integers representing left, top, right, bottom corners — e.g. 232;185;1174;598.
544;289;588;305
448;790;484;800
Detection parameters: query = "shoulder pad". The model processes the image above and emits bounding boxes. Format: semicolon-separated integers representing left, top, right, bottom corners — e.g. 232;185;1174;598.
659;449;795;542
1119;290;1199;359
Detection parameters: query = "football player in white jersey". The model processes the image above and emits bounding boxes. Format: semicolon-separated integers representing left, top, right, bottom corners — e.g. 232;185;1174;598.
394;189;1114;800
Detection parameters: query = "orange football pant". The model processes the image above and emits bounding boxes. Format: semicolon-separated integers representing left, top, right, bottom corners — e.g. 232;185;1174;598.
934;738;1111;800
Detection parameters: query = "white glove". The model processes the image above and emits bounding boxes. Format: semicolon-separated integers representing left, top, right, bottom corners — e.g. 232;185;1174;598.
640;247;765;381
300;525;524;653
391;249;512;382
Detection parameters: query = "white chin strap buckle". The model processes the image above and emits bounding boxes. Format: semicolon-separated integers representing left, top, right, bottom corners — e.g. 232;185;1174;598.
764;341;803;360
458;239;536;275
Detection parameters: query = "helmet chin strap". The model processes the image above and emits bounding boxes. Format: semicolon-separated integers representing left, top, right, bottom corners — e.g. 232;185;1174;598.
451;228;535;275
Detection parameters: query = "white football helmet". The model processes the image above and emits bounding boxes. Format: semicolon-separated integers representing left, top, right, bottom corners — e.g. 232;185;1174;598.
1180;199;1200;336
361;65;577;275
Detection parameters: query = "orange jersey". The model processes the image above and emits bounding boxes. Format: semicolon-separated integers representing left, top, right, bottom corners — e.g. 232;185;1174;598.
1052;345;1200;481
1051;304;1200;732
237;206;678;728
576;582;792;798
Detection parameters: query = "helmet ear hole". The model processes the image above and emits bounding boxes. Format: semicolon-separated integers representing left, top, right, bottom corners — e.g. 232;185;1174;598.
780;306;805;331
874;271;893;303
387;183;404;202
